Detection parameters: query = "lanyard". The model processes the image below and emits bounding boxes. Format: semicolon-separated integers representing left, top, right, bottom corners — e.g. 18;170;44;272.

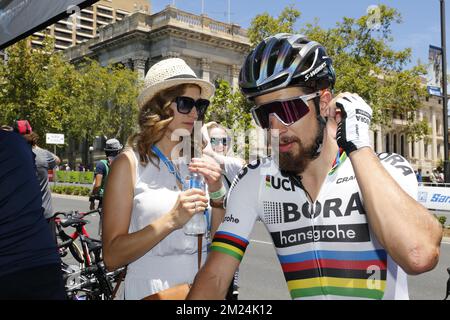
151;145;186;189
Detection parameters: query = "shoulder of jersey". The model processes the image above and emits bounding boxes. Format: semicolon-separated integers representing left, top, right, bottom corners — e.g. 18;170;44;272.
231;156;274;187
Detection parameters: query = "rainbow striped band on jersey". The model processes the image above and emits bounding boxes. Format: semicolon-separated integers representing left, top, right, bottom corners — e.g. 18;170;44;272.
210;231;249;262
279;249;388;300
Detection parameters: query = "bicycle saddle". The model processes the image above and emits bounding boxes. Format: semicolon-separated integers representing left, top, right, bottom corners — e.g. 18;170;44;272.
60;217;90;228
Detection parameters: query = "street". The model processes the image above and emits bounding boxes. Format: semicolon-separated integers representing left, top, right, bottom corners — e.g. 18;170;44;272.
53;195;450;300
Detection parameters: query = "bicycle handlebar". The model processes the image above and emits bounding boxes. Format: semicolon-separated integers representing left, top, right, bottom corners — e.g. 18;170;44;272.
51;209;101;220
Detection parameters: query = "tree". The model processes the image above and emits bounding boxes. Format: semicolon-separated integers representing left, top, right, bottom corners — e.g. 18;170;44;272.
247;4;301;47
0;36;141;168
246;4;430;141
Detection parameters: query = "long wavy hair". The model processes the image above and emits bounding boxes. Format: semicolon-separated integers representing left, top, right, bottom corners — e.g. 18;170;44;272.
128;83;205;167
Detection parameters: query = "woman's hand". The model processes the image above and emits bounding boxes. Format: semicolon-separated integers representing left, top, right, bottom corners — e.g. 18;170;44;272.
188;155;223;192
170;188;209;229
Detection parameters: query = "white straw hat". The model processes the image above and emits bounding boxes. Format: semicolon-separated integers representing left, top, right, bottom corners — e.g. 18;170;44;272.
138;58;215;108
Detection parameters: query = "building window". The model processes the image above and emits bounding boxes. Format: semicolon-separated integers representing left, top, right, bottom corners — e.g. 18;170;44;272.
97;7;113;16
425;142;429;159
374;131;378;152
400;135;405;157
97;15;113;23
393;134;397;153
385;134;390;153
81;11;93;19
116;12;127;20
412;141;415;158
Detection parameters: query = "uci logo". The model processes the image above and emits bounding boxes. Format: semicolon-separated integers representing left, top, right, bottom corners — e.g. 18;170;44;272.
265;175;297;192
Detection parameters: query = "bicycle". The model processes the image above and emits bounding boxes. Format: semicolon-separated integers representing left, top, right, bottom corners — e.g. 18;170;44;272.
52;209;125;300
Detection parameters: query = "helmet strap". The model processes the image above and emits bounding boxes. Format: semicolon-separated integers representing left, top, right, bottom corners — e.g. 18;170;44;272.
312;96;326;158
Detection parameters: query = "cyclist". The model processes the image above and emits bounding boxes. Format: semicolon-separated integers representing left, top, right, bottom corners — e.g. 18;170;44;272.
188;33;443;300
89;138;123;210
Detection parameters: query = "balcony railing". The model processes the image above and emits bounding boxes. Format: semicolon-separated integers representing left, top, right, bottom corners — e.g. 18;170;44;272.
150;6;248;40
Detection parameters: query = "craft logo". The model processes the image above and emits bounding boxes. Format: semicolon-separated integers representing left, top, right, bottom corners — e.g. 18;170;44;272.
336;175;356;184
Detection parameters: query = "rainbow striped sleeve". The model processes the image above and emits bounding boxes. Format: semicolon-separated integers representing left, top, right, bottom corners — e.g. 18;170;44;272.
210;231;249;262
279;249;388;300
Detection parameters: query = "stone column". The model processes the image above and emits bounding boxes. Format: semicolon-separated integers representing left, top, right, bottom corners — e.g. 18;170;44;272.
432;108;438;163
376;126;382;153
133;58;147;80
231;64;240;92
201;58;211;82
419;110;425;168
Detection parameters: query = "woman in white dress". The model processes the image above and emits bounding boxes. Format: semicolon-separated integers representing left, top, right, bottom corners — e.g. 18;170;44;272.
101;58;227;300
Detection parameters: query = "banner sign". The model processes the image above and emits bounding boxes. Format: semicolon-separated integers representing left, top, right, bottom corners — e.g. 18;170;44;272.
427;45;443;96
417;185;450;211
0;0;98;50
46;133;65;145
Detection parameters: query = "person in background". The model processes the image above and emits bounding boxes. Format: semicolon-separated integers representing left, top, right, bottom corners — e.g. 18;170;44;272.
21;129;60;242
89;138;123;210
416;168;423;185
0;126;65;299
202;121;245;300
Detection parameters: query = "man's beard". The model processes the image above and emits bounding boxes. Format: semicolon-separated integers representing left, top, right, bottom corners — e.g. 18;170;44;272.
274;127;322;175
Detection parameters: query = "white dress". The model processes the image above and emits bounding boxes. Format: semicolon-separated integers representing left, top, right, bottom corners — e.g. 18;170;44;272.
124;152;208;300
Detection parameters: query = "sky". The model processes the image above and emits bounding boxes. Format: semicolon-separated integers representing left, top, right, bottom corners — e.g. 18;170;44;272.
150;0;447;71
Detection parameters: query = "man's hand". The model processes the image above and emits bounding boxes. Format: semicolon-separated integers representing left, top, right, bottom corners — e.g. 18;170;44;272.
333;93;372;154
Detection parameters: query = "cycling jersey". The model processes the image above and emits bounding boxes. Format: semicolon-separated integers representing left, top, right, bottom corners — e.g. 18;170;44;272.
211;151;417;300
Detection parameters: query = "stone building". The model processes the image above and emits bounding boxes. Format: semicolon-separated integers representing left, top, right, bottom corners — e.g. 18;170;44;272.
370;94;447;176
31;0;150;50
64;5;250;91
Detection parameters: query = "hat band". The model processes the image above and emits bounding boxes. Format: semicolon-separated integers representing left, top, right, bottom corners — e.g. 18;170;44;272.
165;74;198;80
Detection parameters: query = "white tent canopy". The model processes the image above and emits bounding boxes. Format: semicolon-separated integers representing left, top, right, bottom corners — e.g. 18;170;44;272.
0;0;98;50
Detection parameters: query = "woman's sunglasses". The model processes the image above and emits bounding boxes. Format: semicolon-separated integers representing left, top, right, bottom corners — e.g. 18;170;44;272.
210;137;229;146
251;91;320;129
174;96;210;120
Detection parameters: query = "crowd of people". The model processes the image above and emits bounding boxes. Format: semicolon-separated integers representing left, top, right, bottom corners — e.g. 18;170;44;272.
0;33;444;300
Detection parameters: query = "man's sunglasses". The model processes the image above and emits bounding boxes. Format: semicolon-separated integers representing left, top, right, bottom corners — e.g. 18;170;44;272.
210;137;229;146
251;92;321;129
174;96;210;120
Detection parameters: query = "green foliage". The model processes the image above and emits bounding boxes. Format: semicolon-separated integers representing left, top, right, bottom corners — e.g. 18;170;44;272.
0;36;141;152
55;170;94;183
51;185;90;196
247;4;301;47
434;214;447;228
246;4;430;140
206;79;253;132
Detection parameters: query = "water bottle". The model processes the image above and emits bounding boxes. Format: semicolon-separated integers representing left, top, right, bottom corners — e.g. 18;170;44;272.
183;172;207;236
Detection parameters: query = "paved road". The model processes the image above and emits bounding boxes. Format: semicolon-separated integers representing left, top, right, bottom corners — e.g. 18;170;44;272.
53;195;450;300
